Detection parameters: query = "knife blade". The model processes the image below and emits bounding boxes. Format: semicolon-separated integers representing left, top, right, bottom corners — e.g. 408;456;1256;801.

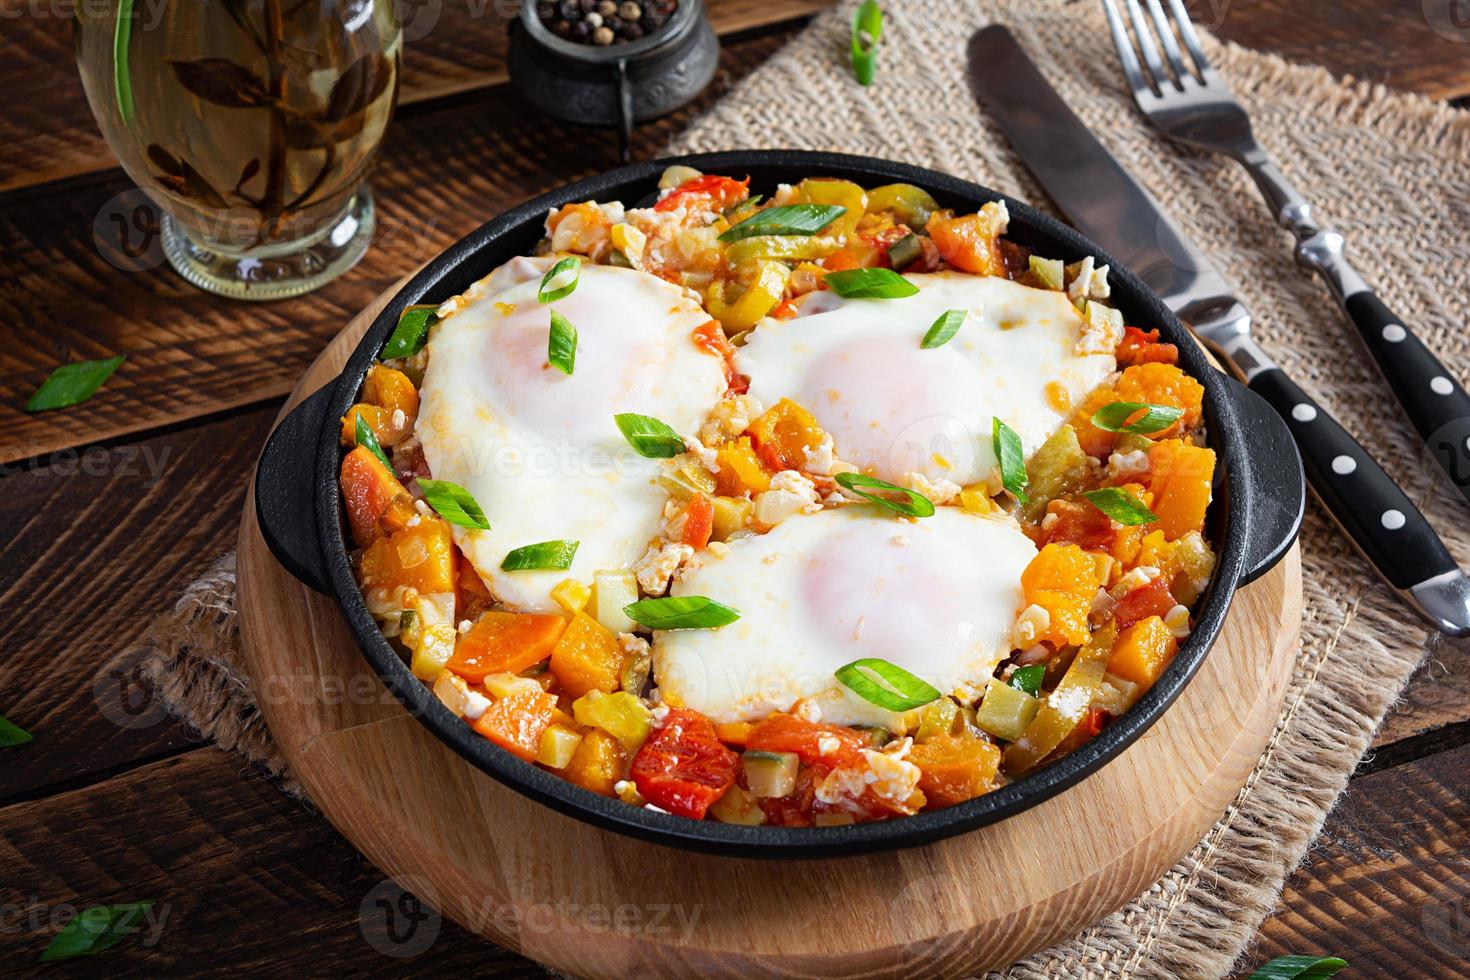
967;24;1470;636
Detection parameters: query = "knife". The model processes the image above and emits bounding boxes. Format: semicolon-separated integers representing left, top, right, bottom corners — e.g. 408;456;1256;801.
967;25;1470;636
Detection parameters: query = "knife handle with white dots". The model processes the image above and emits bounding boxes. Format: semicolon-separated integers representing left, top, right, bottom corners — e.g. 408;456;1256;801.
1248;366;1470;634
1344;291;1470;503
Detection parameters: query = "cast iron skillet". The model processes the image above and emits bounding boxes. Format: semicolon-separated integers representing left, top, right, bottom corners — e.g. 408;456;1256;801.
255;150;1305;858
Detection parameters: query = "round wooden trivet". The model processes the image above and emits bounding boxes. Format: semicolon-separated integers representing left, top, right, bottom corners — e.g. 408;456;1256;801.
238;287;1302;978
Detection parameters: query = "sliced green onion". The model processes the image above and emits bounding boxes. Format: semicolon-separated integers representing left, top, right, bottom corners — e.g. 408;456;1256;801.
25;356;125;413
921;309;967;349
0;715;32;748
886;233;922;270
381;304;438;359
1246;955;1348;980
418;478;491;530
1090;401;1184;434
548;310;577;375
537;256;581;303
501;540;579;571
614;413;686;458
718;204;847;243
834;471;935;518
1008;664;1045;697
114;0;135;123
851;0;883;87
824;267;919;299
624;595;741;630
1083;486;1158;526
354;414;392;470
835;657;940;711
41;902;155;963
991;418;1029;504
722;193;763;219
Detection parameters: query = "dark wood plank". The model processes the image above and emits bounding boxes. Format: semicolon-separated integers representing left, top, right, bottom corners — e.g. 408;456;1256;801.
0;405;281;803
1200;0;1470;100
0;0;829;194
1246;741;1470;978
0;29;793;467
1373;633;1470;750
0;748;545;975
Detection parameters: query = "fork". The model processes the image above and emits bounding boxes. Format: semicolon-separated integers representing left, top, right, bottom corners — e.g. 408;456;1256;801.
1101;0;1470;508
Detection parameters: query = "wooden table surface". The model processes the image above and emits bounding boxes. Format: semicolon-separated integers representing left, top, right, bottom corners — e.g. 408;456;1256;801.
2;1;1468;975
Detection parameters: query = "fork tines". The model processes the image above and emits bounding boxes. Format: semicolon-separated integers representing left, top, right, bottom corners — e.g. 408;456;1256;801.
1101;0;1211;97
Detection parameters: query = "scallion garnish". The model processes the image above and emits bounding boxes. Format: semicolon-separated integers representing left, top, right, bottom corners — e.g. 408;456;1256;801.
25;356;125;413
834;471;935;518
835;658;940;711
851;0;883;86
824;267;919;299
40;902;155;962
1008;665;1044;697
991;418;1029;503
354;415;393;470
537;256;581;303
624;595;740;630
1246;955;1347;980
381;304;438;359
501;539;579;571
548;310;577;375
418;478;491;530
614;413;686;458
921;309;967;349
1090;401;1184;435
718;204;847;243
113;0;135;123
1083;486;1157;526
0;714;32;747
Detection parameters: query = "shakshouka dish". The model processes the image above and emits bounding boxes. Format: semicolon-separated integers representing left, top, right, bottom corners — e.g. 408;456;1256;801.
337;167;1218;826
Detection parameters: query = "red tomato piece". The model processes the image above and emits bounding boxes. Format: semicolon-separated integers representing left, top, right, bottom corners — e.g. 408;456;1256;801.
745;713;869;770
655;175;750;214
631;708;738;819
1117;327;1179;366
680;493;714;549
691;321;746;395
1113;576;1177;629
1039;499;1116;552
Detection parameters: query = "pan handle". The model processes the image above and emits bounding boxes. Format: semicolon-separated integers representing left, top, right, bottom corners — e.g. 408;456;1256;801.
1219;375;1306;585
254;384;334;594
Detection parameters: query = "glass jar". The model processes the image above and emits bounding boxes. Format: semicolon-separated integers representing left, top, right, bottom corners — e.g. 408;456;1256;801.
75;0;402;300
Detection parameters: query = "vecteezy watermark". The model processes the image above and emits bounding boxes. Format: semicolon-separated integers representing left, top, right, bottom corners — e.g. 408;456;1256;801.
359;876;442;958
1422;876;1470;958
1416;420;1470;503
92;647;171;732
1424;0;1470;42
0;897;171;948
0;444;172;486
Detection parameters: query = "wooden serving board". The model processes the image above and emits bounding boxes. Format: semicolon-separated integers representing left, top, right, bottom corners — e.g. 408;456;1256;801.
238;287;1302;978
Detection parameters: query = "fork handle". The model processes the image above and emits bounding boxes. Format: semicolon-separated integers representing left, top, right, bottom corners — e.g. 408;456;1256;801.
1247;366;1470;635
1339;288;1470;501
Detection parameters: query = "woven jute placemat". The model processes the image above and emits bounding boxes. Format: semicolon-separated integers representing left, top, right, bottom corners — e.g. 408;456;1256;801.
145;1;1470;975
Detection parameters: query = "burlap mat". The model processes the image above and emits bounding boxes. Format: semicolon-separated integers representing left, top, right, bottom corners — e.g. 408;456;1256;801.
144;1;1470;975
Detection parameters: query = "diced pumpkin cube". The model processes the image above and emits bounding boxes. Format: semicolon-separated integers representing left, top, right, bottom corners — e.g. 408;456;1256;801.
447;611;566;682
358;517;456;595
747;398;825;472
549;612;625;699
1116;362;1204;433
340;445;415;547
339;365;420;447
713;436;771;496
1147;439;1216;540
907;732;1002;807
1021;543;1107;647
714;721;753;746
472;686;559;762
925;205;1008;276
562;729;626;796
1106;615;1178;688
340;404;398;450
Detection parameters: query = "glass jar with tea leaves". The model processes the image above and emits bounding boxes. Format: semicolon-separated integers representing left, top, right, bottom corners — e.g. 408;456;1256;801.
75;1;401;300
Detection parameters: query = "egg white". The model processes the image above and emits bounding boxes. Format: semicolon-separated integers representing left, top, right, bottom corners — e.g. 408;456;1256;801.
736;272;1116;487
415;259;727;612
652;506;1035;728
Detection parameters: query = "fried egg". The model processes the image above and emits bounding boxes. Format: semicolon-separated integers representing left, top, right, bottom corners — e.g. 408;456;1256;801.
652;506;1035;729
736;272;1116;487
415;258;727;612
